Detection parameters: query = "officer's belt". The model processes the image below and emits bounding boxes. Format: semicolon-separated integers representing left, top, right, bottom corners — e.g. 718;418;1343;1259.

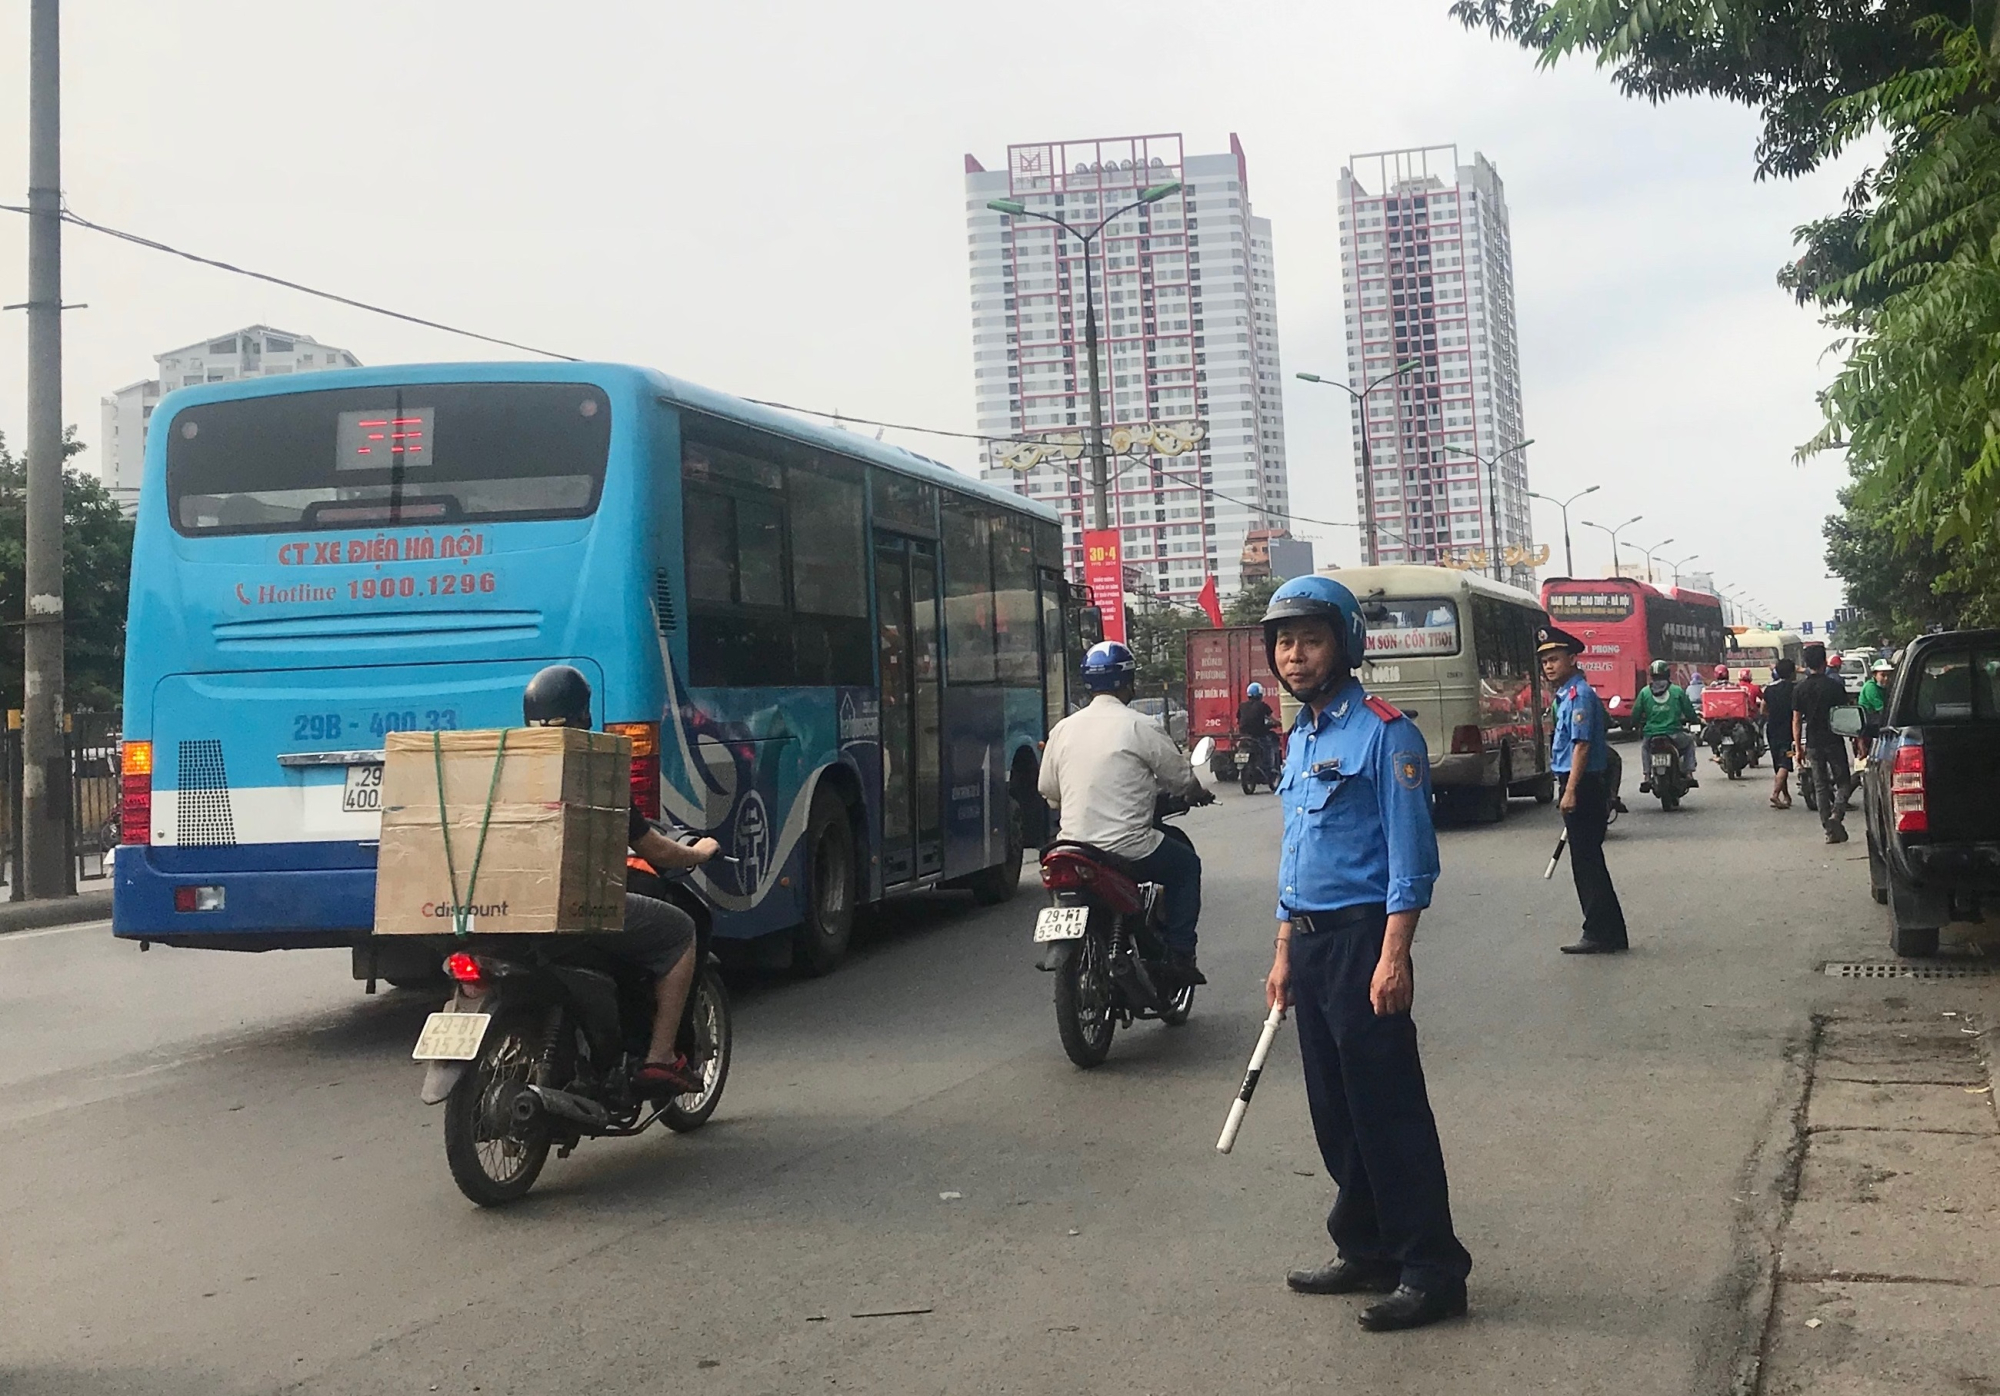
1291;903;1387;934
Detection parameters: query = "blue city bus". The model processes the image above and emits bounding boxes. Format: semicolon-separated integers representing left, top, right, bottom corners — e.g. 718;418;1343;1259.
113;363;1078;978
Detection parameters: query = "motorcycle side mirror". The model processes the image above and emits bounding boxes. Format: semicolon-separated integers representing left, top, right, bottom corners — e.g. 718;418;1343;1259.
1829;706;1864;738
1190;736;1215;767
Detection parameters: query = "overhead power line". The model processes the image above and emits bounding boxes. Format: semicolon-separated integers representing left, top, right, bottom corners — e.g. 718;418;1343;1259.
3;203;1417;553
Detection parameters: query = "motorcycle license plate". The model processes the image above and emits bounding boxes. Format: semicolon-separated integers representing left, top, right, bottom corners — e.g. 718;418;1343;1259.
1034;906;1090;942
412;1011;491;1061
1652;754;1673;771
343;763;385;813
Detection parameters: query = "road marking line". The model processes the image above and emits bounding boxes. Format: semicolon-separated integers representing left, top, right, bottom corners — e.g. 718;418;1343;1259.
0;919;112;943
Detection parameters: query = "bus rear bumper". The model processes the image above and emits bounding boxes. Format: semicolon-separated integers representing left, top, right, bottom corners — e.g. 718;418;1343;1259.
1429;752;1494;790
112;843;376;951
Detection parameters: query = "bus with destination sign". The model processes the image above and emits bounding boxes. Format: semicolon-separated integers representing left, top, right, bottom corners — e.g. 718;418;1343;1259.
1541;576;1728;727
114;363;1080;978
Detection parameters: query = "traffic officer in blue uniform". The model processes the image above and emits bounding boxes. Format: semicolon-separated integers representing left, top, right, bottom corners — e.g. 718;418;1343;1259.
1541;624;1628;953
1260;575;1471;1333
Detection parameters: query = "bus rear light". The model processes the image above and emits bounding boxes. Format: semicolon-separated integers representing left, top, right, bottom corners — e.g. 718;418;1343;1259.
1450;725;1483;755
1891;742;1928;833
121;741;153;845
173;885;225;912
607;722;661;820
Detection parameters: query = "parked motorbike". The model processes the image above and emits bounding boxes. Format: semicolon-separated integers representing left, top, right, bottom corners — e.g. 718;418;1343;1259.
410;840;733;1207
1639;732;1693;811
1034;738;1215;1068
1237;732;1280;795
1703;718;1766;780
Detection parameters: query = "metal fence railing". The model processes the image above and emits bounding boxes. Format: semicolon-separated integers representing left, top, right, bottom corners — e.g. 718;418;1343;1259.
0;711;124;898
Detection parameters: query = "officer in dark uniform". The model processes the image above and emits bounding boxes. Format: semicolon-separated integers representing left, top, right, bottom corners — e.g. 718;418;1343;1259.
1260;575;1471;1333
1540;624;1628;954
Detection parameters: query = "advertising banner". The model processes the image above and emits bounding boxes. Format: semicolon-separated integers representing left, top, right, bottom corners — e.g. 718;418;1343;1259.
1082;529;1127;644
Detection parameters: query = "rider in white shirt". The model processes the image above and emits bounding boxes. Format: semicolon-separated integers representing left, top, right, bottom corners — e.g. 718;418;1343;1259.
1039;641;1213;981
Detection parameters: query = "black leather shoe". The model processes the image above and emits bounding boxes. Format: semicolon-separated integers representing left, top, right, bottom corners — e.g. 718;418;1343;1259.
1286;1258;1399;1295
1560;939;1627;954
1357;1283;1467;1332
1163;951;1208;987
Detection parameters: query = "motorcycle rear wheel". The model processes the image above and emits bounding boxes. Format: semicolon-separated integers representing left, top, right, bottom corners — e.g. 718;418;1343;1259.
1054;932;1116;1068
444;1010;554;1207
663;965;733;1133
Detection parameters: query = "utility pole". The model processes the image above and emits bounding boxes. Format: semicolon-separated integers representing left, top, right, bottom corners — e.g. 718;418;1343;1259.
23;0;69;898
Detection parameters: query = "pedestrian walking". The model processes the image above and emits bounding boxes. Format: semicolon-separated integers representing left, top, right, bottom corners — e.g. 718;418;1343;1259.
1258;575;1471;1333
1762;658;1797;809
1793;641;1856;844
1540;625;1629;954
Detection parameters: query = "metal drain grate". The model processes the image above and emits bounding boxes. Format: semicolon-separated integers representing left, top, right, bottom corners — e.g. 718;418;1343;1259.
1824;961;2000;980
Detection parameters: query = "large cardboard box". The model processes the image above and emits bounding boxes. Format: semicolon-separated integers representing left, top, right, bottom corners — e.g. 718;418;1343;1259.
373;726;630;936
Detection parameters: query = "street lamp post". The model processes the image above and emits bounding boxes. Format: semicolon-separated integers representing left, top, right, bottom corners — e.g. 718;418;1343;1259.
1526;485;1600;579
1637;537;1675;586
1444;438;1535;581
988;181;1183;532
1298;361;1422;564
1579;514;1644;577
1669;552;1701;588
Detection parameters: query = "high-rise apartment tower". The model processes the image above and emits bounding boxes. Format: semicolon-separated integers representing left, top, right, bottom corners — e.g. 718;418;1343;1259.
967;133;1291;601
1337;147;1530;586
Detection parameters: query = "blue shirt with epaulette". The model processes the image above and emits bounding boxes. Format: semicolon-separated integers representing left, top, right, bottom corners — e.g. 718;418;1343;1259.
1550;672;1610;774
1276;678;1440;919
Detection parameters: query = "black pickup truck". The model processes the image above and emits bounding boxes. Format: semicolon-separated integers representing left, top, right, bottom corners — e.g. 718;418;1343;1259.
1850;629;2000;956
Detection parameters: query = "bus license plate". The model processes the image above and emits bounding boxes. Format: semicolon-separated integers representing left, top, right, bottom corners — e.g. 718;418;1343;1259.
1034;906;1090;942
412;1011;491;1061
343;763;384;812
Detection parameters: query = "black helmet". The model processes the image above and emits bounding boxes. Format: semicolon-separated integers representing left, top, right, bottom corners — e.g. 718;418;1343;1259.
523;665;593;729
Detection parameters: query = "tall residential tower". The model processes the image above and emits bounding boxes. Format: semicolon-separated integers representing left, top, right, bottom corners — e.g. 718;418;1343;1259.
966;133;1291;602
1337;147;1530;586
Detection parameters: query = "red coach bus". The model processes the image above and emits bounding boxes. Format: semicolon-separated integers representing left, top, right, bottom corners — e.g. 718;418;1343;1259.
1540;577;1727;728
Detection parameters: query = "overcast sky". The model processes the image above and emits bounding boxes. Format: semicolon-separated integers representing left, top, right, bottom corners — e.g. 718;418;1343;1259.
0;1;1866;625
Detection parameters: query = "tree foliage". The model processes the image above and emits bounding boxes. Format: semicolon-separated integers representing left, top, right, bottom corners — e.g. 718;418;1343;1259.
1453;2;2000;638
0;430;135;712
1223;575;1282;627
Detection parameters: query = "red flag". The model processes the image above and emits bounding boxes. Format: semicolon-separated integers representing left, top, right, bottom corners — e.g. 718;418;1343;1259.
1197;574;1224;628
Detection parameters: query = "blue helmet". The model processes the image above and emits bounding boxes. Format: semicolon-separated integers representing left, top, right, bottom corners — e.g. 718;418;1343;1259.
1079;640;1137;692
1262;574;1367;699
1246;682;1263;699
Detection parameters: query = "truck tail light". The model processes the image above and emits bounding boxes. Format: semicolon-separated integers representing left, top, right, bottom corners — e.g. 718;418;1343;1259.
1891;742;1927;833
121;740;153;845
607;722;660;821
1450;725;1483;755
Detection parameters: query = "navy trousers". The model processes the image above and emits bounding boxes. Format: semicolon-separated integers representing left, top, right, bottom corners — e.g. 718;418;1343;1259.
1291;909;1472;1292
1127;833;1202;953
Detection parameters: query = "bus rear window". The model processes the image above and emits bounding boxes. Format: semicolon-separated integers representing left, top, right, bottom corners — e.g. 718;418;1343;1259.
1363;598;1460;657
165;382;611;535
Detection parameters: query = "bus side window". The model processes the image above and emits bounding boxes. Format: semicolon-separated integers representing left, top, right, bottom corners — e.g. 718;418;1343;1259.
942;503;997;684
992;514;1039;686
788;461;870;687
683;433;793;687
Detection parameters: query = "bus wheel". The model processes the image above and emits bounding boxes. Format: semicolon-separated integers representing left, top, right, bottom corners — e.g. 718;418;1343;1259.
1478;752;1510;823
1531;772;1556;804
969;794;1024;906
793;789;857;977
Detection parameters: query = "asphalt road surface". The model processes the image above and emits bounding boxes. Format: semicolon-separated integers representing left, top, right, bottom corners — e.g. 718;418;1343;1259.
0;763;1954;1395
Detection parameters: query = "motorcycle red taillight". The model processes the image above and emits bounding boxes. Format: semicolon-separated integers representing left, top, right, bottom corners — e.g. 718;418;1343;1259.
1040;860;1095;892
444;952;483;984
1891;742;1927;833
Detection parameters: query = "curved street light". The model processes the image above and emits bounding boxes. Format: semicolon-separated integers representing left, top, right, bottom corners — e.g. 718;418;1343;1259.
1444;438;1535;581
1669;552;1701;587
1637;536;1675;585
1527;485;1600;578
1298;362;1423;563
1579;514;1644;578
988;181;1183;531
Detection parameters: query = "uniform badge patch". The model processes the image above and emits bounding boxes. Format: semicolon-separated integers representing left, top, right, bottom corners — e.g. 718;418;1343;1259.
1394;752;1424;790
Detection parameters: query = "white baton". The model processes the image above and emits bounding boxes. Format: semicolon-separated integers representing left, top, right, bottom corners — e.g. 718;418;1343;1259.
1543;829;1568;879
1217;1005;1287;1154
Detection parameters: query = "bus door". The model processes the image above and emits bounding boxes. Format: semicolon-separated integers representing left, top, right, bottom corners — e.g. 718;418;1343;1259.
874;534;944;885
1038;568;1072;730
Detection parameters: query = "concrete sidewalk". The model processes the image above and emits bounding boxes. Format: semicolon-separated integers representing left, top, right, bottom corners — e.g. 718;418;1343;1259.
1758;1009;2000;1393
0;888;111;935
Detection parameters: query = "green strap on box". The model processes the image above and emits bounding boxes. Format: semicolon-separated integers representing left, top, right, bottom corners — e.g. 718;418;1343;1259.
433;729;509;939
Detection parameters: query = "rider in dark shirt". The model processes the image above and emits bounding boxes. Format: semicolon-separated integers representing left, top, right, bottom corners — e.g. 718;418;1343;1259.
1237;683;1280;774
1792;643;1856;843
524;665;717;1095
